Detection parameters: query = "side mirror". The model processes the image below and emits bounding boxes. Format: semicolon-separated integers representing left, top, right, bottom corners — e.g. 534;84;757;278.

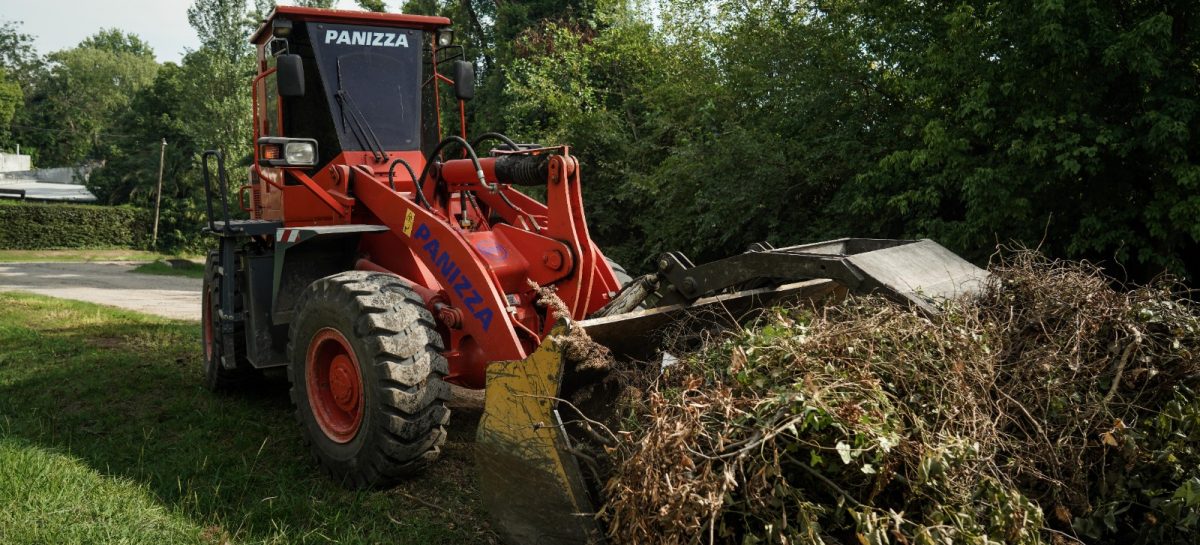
277;54;305;98
452;60;474;101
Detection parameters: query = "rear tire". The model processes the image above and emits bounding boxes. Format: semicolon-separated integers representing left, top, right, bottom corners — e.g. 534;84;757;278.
605;256;653;309
287;271;451;487
606;257;633;288
201;251;252;391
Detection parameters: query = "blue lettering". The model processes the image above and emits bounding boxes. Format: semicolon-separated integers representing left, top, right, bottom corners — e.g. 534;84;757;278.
473;308;493;330
416;230;493;332
463;291;483;312
422;238;440;258
453;275;472;299
435;253;460;284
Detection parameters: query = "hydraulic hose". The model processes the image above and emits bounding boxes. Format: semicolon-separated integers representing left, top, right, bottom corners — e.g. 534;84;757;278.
416;136;486;210
387;157;429;208
470;132;522;153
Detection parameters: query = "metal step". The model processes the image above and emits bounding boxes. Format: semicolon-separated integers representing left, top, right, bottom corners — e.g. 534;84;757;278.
208;219;283;237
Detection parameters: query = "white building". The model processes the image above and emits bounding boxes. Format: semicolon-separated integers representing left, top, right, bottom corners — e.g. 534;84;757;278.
0;152;98;203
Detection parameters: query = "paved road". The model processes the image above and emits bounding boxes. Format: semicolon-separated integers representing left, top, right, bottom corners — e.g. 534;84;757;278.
0;260;487;404
0;261;201;320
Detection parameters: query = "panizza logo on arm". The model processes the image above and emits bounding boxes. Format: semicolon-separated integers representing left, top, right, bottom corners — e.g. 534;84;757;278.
324;30;409;48
412;223;494;331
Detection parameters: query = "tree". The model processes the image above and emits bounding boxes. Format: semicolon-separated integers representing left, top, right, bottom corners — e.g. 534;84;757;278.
478;0;1200;281
17;30;157;165
0;20;42;90
497;0;900;269
79;28;155;57
88;62;213;251
0;20;41;154
401;0;600;133
837;0;1200;280
356;0;388;12
183;0;255;156
88;0;258;252
0;67;21;149
89;63;190;203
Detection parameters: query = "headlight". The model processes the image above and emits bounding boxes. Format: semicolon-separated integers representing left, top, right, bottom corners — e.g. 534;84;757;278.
257;137;318;168
284;141;315;165
436;28;454;47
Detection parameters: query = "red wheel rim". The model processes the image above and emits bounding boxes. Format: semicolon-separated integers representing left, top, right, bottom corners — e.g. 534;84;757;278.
306;327;364;443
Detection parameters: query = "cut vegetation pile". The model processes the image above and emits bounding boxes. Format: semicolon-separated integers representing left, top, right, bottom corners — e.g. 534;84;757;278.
594;253;1200;545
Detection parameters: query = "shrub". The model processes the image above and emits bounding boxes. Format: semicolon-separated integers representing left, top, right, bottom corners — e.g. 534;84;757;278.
0;200;148;249
592;253;1200;544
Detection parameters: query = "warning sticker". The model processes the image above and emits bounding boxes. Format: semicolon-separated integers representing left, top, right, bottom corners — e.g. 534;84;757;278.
403;209;415;236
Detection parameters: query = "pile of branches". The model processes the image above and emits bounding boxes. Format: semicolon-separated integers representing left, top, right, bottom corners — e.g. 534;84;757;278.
597;252;1200;544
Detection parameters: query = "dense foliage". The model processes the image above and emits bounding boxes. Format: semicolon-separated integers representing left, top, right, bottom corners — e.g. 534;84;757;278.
2;0;1198;273
406;0;1200;282
0;201;147;249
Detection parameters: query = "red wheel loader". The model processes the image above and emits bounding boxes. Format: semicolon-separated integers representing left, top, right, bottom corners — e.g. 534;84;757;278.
200;6;988;544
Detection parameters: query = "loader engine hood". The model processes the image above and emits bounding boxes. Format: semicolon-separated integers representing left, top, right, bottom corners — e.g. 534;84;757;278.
307;22;423;152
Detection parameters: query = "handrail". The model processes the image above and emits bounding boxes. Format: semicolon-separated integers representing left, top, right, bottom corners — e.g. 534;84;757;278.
201;150;232;232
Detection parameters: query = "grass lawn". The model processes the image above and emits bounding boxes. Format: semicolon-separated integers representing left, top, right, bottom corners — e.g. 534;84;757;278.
0;249;196;263
132;259;207;279
0;292;493;545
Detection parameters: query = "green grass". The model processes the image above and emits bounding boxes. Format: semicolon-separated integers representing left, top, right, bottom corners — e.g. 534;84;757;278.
0;249;188;263
132;259;207;279
0;293;493;544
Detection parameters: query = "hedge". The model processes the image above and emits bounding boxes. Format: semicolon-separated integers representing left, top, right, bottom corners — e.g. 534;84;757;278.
0;200;148;249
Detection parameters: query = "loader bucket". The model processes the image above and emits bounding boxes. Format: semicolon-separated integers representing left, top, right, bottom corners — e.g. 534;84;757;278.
477;238;988;544
476;279;843;544
475;324;603;545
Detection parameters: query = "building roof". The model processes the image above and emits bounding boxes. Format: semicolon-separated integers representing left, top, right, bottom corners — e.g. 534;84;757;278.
0;177;96;202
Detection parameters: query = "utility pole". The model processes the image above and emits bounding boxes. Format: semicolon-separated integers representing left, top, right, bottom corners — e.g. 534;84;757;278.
151;139;167;248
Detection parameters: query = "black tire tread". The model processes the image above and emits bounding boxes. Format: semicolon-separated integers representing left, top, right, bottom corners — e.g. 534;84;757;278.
606;257;633;288
287;270;450;488
202;251;253;391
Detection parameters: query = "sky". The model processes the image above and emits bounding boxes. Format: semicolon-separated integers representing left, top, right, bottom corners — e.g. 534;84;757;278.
0;0;370;64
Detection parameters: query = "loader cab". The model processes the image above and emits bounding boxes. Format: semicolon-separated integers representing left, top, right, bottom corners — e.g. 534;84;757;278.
283;22;423;159
250;7;461;170
248;6;463;222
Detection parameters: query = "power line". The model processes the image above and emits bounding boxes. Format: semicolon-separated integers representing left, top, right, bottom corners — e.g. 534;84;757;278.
8;123;144;139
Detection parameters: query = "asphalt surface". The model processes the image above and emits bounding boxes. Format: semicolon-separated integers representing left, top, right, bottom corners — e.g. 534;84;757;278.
0;260;487;403
0;261;201;320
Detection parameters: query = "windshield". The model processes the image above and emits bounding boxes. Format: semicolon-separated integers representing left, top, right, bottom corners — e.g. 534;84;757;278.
307;23;423;152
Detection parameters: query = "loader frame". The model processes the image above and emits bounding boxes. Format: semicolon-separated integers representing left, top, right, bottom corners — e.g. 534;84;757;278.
197;7;991;545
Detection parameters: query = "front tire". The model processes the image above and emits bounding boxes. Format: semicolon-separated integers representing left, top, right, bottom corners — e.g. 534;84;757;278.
288;271;450;487
606;257;633;288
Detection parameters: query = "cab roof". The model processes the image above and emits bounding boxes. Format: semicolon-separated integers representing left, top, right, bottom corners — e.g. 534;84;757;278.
250;5;452;43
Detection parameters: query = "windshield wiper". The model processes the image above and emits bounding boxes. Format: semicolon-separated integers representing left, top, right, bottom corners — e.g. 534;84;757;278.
335;57;387;162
